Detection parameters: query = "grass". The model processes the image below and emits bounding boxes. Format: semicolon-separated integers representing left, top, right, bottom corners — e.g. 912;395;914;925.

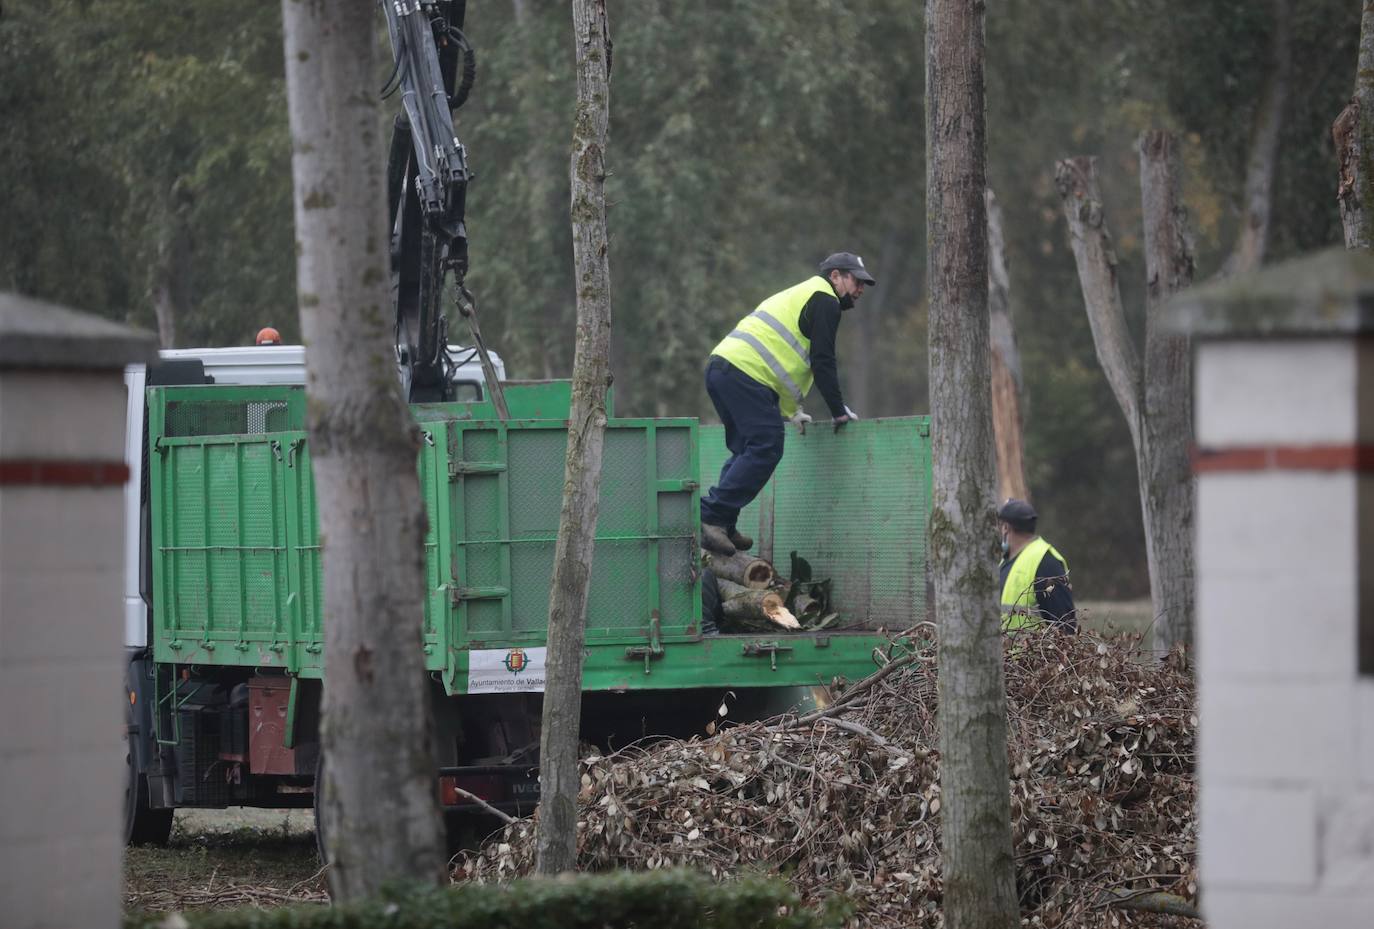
124;809;324;916
1078;598;1156;638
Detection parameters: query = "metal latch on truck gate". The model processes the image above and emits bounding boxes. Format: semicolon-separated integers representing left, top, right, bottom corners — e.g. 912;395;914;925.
742;640;793;671
624;612;664;674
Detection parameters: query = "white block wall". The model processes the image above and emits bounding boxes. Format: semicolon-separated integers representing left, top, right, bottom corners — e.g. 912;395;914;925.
0;370;128;929
1196;338;1374;927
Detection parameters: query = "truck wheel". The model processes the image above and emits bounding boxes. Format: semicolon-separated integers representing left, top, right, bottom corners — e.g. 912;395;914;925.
123;728;172;846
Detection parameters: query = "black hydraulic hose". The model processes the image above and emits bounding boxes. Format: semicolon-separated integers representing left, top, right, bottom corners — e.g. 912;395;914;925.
379;35;406;99
446;27;476;110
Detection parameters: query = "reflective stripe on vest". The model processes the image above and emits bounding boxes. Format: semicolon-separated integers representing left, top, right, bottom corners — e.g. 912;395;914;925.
1000;537;1069;631
723;328;806;406
711;276;832;417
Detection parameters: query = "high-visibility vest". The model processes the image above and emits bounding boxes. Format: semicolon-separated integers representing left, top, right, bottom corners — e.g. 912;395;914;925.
711;276;834;418
1000;537;1069;631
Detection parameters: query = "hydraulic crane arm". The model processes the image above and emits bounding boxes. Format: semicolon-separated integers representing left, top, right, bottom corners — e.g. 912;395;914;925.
381;0;476;403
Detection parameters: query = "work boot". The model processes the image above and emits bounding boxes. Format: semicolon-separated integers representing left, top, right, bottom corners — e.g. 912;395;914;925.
728;528;753;552
701;522;737;556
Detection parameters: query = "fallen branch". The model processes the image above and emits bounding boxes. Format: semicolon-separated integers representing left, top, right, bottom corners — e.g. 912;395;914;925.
449;784;517;825
1097;888;1201;920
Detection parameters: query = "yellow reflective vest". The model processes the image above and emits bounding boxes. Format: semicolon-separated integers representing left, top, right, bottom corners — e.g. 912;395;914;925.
1000;537;1069;631
711;276;835;418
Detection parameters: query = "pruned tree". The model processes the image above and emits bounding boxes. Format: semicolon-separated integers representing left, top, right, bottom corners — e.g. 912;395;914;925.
1055;1;1290;654
1055;133;1196;656
535;0;614;876
1335;0;1374;248
925;2;1020;927
986;188;1029;502
280;0;445;900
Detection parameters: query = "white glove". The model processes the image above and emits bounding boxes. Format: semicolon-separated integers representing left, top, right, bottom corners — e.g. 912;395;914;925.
789;409;813;434
843;405;859;420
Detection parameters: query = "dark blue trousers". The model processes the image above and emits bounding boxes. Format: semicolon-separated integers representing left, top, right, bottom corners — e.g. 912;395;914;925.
700;357;785;530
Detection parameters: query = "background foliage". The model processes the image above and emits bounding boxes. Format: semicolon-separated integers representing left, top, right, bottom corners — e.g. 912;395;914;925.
1;0;1358;596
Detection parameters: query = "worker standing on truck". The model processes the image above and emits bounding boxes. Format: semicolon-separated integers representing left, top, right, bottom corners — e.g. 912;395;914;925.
699;252;875;556
998;498;1077;632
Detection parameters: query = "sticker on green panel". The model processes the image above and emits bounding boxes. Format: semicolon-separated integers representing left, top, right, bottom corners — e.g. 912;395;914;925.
467;646;547;693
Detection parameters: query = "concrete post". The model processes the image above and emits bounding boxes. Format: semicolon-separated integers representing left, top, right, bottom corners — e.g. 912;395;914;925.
0;294;156;928
1169;248;1374;927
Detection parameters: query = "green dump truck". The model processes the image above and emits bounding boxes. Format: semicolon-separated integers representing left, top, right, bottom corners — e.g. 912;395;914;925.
122;363;931;846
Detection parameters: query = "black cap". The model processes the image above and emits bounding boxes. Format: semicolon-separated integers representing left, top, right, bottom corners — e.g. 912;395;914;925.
997;498;1038;527
819;252;877;286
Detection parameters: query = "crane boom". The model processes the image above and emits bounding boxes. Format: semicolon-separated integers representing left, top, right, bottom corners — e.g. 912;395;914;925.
381;0;477;403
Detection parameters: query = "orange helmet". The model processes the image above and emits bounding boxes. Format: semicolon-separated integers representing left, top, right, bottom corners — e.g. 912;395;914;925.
255;327;282;345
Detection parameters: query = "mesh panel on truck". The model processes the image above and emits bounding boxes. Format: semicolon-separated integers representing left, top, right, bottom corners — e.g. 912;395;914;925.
698;416;932;630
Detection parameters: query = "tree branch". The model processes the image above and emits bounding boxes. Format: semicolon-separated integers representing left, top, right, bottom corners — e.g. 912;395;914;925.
449;785;517;825
1054;157;1143;447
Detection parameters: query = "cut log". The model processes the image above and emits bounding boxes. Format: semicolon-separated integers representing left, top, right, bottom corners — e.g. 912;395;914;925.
716;581;798;630
704;550;774;589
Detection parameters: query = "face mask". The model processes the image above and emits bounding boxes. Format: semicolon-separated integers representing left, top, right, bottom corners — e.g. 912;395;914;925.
838;292;856;311
1000;533;1010;557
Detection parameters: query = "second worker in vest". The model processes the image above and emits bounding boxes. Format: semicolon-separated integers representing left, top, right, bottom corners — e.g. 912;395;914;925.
699;252;875;556
998;498;1077;632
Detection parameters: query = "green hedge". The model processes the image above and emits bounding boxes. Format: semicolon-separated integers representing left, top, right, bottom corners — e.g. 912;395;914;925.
124;870;846;929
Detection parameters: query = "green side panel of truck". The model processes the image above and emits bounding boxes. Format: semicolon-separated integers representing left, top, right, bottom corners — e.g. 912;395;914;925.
147;385;930;694
697;415;933;629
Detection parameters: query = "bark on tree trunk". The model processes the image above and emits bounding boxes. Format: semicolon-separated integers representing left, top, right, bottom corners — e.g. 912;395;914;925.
986;188;1029;503
1138;131;1196;656
1055;140;1197;656
1221;0;1290;277
280;0;444;901
925;3;1020;928
854;219;906;415
151;185;191;350
704;550;774;588
535;0;613;876
1335;0;1374;248
1054;158;1143;449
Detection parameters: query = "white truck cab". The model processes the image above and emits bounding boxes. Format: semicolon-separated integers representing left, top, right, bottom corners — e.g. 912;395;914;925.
121;343;505;648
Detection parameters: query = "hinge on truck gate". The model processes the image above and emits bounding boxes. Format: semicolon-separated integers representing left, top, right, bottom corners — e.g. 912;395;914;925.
448;585;510;603
742;641;794;671
624;612;664;674
448;459;507;479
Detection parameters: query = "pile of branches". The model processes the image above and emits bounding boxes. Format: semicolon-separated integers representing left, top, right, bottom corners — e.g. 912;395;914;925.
456;631;1198;928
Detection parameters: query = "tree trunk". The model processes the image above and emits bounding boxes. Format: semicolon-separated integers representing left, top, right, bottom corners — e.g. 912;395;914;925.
512;0;564;379
151;186;191;350
535;0;613;876
1055;142;1198;656
986;188;1029;503
924;3;1019;928
854;218;906;416
280;0;444;901
1053;157;1143;449
1221;0;1290;277
1138;131;1196;656
1335;0;1374;248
